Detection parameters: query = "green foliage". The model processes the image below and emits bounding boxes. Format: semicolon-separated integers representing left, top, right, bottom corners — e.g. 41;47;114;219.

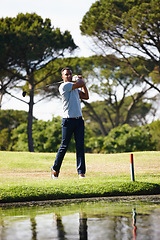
0;13;77;100
10;118;61;152
0;109;28;131
11;123;28;151
102;124;156;153
0;13;77;69
0;109;29;150
66;55;156;136
33;118;61;152
85;136;104;153
0;128;10;150
149;66;160;84
34;56;95;98
80;0;160;55
0;109;159;153
85;124;156;153
83;98;153;137
80;0;160;91
148;120;160;150
10;116;77;152
123;0;160;49
0;13;77;151
0;13;77;99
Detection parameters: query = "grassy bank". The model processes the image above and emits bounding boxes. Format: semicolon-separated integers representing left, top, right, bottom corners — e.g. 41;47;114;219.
0;151;160;203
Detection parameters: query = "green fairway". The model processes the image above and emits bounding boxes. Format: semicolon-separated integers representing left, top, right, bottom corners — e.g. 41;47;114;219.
0;151;160;203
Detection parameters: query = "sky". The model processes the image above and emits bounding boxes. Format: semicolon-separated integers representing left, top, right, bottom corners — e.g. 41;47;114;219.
0;0;97;120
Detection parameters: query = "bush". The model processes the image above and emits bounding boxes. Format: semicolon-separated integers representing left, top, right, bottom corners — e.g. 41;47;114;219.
0;128;10;150
1;109;159;153
10;123;28;151
10;118;62;152
85;136;104;153
148;120;160;150
102;124;156;153
10;116;76;152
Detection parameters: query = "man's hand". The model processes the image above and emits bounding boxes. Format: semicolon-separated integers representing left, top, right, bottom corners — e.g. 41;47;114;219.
72;77;85;90
72;75;89;100
77;75;82;79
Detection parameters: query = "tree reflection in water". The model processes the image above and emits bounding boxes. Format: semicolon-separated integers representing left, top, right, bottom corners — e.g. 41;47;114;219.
79;212;88;240
1;201;160;240
55;214;66;240
30;217;37;240
54;212;88;240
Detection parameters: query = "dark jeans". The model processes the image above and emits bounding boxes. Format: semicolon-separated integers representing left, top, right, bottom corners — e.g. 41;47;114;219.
53;117;86;174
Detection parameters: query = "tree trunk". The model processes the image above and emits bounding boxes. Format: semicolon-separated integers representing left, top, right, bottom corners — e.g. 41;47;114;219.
0;92;3;109
82;100;107;136
124;89;150;125
27;80;34;152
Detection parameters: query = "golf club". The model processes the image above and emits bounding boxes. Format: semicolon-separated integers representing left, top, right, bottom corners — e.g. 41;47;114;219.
22;80;63;97
22;75;79;97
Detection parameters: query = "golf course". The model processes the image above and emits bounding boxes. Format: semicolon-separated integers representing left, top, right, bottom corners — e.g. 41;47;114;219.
0;151;160;204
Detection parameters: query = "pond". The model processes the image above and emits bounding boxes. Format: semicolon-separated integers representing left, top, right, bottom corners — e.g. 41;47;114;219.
0;196;160;240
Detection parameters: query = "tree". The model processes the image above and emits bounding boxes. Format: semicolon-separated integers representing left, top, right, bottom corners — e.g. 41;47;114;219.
80;0;160;93
84;55;156;132
0;13;77;152
82;97;153;137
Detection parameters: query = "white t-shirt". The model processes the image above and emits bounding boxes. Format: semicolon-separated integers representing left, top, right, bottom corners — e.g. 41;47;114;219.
59;82;82;118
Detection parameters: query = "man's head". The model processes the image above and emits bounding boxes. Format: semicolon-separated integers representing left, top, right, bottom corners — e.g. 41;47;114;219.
61;67;72;82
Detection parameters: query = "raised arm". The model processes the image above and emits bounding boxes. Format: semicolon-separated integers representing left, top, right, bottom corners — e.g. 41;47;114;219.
72;76;89;100
79;84;89;100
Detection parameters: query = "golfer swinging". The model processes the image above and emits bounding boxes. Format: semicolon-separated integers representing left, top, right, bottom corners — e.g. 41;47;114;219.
51;67;89;179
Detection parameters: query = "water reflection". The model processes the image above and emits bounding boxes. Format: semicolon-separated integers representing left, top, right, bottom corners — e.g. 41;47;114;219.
54;212;88;240
132;208;137;240
79;213;88;240
55;214;66;240
0;199;160;240
31;217;37;240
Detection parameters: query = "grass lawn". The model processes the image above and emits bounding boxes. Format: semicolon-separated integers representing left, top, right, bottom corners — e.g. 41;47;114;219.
0;151;160;203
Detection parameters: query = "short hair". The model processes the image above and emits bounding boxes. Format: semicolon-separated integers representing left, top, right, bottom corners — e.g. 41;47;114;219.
61;67;72;74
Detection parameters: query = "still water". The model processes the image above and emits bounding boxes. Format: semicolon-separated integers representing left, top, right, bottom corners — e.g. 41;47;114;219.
0;197;160;240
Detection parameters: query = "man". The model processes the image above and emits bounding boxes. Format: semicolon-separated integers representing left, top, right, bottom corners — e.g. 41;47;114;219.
51;67;89;179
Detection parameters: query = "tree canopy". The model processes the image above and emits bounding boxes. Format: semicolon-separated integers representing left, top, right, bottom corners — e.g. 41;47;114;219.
0;13;77;151
0;13;77;71
80;0;160;92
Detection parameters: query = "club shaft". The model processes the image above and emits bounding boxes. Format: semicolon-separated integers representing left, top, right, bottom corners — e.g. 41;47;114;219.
24;80;63;94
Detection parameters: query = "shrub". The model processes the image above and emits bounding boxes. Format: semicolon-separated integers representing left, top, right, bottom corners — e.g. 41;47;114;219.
102;124;156;153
